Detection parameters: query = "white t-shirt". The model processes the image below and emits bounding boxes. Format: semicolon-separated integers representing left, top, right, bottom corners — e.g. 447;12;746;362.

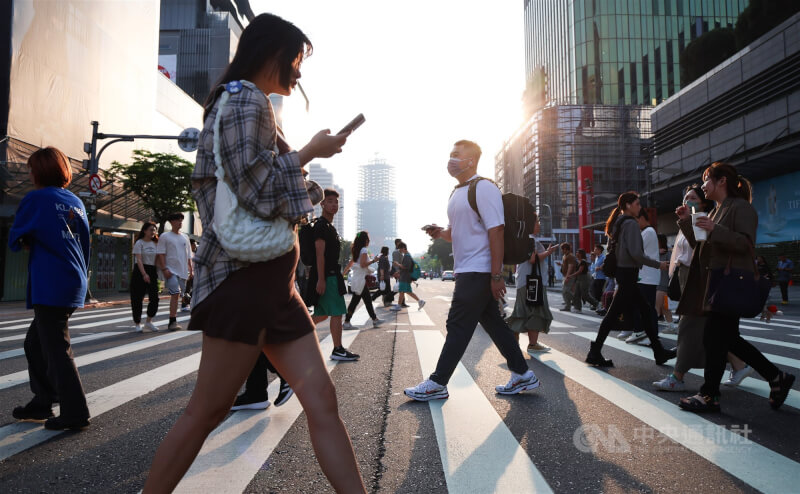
156;231;191;279
515;241;545;289
639;226;660;285
447;176;504;274
133;239;157;266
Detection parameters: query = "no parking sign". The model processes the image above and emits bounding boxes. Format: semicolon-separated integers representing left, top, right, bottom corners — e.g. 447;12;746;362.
89;173;102;194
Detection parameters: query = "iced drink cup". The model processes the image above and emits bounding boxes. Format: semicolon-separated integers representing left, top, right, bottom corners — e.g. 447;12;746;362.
692;212;708;241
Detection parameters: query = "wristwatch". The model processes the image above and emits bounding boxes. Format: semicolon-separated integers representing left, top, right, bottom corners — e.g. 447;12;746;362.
491;273;504;282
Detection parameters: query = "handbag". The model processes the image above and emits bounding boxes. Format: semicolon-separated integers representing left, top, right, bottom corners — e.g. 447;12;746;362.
365;274;378;290
667;270;681;301
705;243;770;318
526;256;544;306
211;81;296;263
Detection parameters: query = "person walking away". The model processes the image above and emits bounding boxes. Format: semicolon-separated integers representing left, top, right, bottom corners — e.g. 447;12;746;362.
625;209;661;344
585;191;675;367
569;248;598;312
390;242;425;311
655;234;675;333
131;222;160;332
143;14;366;493
548;261;555;287
389;238;403;306
308;188;360;361
342;231;383;329
156;212;192;330
9;147;91;431
506;218;559;353
677;163;794;413
777;254;794;304
405;139;539;401
590;244;607;309
231;353;294;410
559;243;578;311
371;246;393;306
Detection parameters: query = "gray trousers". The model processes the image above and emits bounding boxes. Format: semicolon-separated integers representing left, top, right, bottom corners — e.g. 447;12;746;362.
430;272;529;385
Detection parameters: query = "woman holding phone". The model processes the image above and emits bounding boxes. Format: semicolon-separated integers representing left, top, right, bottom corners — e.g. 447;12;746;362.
144;14;366;493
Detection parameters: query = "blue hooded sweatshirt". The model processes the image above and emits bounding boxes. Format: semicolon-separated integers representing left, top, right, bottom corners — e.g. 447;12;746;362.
9;187;91;309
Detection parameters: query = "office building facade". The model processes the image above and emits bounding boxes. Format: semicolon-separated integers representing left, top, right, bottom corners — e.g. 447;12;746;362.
356;158;396;250
307;163;345;235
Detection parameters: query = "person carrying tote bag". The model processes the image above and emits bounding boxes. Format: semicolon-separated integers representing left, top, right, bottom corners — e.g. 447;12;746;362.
677;162;794;413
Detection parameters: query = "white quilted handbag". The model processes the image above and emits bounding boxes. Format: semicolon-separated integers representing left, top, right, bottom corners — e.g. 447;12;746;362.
212;81;296;262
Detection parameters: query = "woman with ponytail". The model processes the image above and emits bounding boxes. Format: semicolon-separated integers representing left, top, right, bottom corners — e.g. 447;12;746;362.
677;163;794;413
585;191;675;367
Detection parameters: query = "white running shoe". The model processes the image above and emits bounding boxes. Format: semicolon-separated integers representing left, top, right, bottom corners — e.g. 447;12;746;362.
418;300;426;310
143;321;158;333
342;321;354;330
389;304;403;312
495;369;540;395
133;323;142;332
617;331;633;339
404;379;449;401
625;331;647;344
660;322;678;334
652;374;685;391
723;365;754;387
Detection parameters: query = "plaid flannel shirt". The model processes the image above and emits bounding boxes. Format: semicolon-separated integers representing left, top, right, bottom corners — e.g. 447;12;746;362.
191;81;321;306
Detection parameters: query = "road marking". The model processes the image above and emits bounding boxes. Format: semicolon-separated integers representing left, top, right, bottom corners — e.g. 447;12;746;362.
0;331;125;361
569;331;800;411
434;296;452;302
174;331;359;493
0;306;133;327
0;334;28;343
408;308;435;327
525;343;800;494
0;352;202;461
0;305;172;331
386;329;410;333
411;330;553;494
658;333;800;371
0;320;193;390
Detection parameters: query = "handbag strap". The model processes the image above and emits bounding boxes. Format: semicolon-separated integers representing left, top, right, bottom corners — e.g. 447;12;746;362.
212;89;232;183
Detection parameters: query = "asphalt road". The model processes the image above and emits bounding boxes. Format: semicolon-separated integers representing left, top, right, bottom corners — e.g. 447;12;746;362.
1;279;799;493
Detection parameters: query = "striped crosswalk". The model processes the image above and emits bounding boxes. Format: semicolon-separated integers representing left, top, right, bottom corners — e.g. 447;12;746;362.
0;287;798;492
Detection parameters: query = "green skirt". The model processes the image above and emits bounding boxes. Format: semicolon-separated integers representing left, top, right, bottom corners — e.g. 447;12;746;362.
506;286;553;333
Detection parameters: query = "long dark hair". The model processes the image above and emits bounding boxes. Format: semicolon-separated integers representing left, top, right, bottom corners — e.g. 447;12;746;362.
702;162;752;203
605;191;639;235
203;13;312;120
351;231;370;260
684;183;714;212
136;222;158;242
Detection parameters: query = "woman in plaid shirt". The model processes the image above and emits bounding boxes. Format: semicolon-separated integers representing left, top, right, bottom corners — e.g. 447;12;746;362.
144;14;366;493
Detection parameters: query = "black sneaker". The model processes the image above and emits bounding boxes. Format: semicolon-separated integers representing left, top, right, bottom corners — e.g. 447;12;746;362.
12;402;54;421
331;346;360;361
230;394;270;411
274;379;294;407
44;416;90;431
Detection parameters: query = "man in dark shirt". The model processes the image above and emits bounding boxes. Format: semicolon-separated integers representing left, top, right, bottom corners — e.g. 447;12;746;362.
560;243;578;311
310;189;359;361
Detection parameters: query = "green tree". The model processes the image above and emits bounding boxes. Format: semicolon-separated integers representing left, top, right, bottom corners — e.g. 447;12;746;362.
427;238;453;271
679;27;737;87
734;0;800;50
339;239;353;268
109;150;196;233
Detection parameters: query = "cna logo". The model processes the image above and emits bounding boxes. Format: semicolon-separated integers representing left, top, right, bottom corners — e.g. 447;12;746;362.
573;424;631;453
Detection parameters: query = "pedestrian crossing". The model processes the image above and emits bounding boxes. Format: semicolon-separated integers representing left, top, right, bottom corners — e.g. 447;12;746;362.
0;292;798;492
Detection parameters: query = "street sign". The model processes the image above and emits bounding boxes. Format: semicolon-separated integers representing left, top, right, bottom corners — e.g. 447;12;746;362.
178;127;200;152
88;173;102;194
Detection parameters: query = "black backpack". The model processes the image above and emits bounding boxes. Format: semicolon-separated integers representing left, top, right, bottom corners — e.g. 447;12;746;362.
460;178;538;265
298;218;318;267
601;215;636;277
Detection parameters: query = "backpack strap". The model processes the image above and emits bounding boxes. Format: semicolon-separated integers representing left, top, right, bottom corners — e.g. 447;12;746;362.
449;177;498;223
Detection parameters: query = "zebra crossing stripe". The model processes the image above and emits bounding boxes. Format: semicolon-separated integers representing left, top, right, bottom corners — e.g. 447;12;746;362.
657;333;800;371
407;308;435;326
174;331;360;493
0;352;202;462
412;330;553;494
525;342;800;494
0;306;133;327
0;331;126;362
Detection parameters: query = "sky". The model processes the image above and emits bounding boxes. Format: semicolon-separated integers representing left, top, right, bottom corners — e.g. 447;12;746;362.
251;0;526;254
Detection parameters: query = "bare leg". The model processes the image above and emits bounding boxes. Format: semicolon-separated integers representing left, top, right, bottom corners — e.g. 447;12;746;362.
406;292;420;302
143;335;262;493
673;370;686;380
728;352;746;371
329;315;343;348
655;291;673;323
265;331;366;493
312;315;329;325
527;331;540;345
169;293;179;318
398;293;405;305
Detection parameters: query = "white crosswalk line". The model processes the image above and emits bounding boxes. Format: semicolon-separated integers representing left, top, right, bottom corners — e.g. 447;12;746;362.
349;306;371;326
525;342;800;494
0;331;126;361
0;306;133;327
412;330;553;494
570;332;800;410
0;352;202;461
174;331;360;493
0;305;172;331
434;295;452;302
407;308;435;326
658;333;800;371
0;318;193;391
0;334;28;343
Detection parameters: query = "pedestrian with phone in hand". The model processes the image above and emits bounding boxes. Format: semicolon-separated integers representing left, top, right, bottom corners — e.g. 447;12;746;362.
144;14;366;493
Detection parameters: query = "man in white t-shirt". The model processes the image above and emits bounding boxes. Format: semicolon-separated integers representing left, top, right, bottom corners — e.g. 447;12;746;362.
625;209;660;344
156;212;193;331
404;139;539;401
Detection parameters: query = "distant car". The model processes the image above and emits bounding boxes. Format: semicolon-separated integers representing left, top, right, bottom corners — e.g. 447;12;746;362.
441;270;455;281
421;271;429;279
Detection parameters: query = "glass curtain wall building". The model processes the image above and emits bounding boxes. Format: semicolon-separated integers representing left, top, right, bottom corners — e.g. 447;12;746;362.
356;158;397;250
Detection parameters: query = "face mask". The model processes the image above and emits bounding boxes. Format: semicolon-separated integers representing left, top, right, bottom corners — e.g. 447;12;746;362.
447;157;472;177
685;200;699;211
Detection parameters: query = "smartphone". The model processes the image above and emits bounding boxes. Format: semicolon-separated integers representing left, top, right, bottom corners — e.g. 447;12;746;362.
338;113;366;135
421;224;442;232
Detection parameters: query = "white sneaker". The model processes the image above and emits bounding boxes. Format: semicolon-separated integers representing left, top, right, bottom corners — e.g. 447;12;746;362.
389;304;403;312
404;379;449;401
180;306;191;312
660;322;678;334
342;321;354;330
133;323;142;332
625;331;647;344
495;369;540;395
418;300;426;310
372;318;384;328
617;331;633;339
143;321;158;333
652;373;685;391
723;365;754;387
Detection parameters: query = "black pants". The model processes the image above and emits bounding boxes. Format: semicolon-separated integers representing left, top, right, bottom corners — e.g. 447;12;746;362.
371;276;391;303
130;264;159;323
430;273;528;385
595;267;665;352
700;312;780;397
590;279;606;305
637;283;658;333
243;353;283;401
779;281;789;302
346;286;377;322
24;305;90;420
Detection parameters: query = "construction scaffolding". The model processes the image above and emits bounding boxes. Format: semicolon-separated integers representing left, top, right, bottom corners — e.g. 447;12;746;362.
356;157;396;250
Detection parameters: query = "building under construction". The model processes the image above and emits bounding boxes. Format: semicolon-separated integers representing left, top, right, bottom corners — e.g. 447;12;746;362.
356;158;396;250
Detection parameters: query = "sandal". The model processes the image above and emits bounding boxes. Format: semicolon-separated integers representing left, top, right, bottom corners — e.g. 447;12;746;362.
678;393;720;413
769;372;795;410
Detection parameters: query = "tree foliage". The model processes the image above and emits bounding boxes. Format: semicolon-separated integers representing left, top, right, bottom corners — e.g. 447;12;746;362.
339;239;353;267
734;0;800;50
427;238;454;271
679;28;737;87
109;150;195;233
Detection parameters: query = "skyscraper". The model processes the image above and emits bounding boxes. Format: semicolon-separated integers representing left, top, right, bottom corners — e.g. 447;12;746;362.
356;158;396;250
307;163;345;234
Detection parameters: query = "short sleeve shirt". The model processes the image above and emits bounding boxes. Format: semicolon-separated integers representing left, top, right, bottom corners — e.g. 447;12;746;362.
400;253;413;283
312;217;341;271
133;239;157;266
561;253;576;276
447;176;505;273
156;231;191;279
